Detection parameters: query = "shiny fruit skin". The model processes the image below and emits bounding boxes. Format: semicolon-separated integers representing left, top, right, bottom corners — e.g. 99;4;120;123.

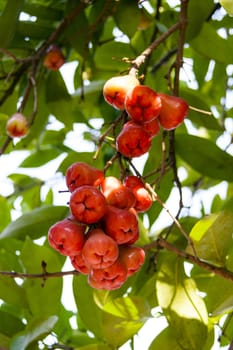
103;205;139;245
43;45;65;71
88;258;128;290
119;245;145;277
158;93;189;130
101;176;136;210
116;121;151;158
70;253;90;275
69;185;107;224
82;228;119;269
103;75;139;110
48;217;86;256
125;85;162;123
6;113;29;138
66;162;104;192
124;175;152;213
141;118;160;137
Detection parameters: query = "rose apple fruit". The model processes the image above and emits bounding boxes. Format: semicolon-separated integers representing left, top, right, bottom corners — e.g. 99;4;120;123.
69;185;107;224
88;258;128;290
70;253;90;275
124;175;152;212
119;245;145;277
141;118;160;137
102;205;139;244
103;74;140;110
158;93;189;130
125;85;162;123
43;44;65;71
116;121;151;158
82;228;119;269
66;162;104;192
6;113;29;138
48;217;86;256
101;176;136;209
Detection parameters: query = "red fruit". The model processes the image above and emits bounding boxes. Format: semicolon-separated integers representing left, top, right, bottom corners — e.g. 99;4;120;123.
125;85;162;123
6;113;29;138
43;44;65;71
103;75;139;110
101;176;136;209
158;93;189;130
141;118;160;137
103;205;139;245
119;245;145;277
116;121;151;158
82;228;119;269
69;185;107;224
48;217;86;256
88;258;128;290
70;253;90;275
124;175;152;213
66;162;104;192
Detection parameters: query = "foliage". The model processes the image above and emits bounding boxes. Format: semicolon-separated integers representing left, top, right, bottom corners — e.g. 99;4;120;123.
0;0;233;349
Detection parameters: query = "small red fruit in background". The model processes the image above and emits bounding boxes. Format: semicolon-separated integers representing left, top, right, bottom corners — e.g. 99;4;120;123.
125;85;162;123
124;175;152;213
82;228;119;269
69;185;107;224
158;93;189;130
101;176;136;209
48;217;86;256
6;113;29;138
66;162;104;192
43;44;65;71
119;245;145;277
103;74;140;110
103;205;139;245
116;121;151;158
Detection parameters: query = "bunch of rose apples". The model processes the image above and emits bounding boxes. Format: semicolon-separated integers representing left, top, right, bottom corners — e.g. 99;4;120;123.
48;162;153;290
103;74;189;158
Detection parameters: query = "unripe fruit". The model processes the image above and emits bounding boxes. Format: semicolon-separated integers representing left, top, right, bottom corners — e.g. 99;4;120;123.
116;121;151;158
101;176;136;209
82;228;119;269
125;85;162;123
43;44;65;71
124;175;152;212
119;245;145;277
103;75;140;110
69;185;107;224
70;253;90;275
6;113;29;138
88;258;127;290
158;93;189;130
103;205;139;245
48;217;86;256
66;162;104;192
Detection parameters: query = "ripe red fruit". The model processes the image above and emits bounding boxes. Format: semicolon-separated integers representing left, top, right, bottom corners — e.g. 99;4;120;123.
69;185;107;224
88;258;128;290
103;75;139;110
141;118;160;137
48;217;86;256
119;245;145;277
103;205;139;245
6;113;29;138
82;228;119;269
124;175;152;213
66;162;104;192
43;44;65;71
116;121;151;158
101;176;136;209
125;85;162;123
70;253;90;275
158;93;189;130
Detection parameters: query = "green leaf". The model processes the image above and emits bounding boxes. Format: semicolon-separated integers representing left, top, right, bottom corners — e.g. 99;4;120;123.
190;22;233;64
19;147;62;167
0;205;69;240
0;309;24;337
114;1;141;38
0;195;11;231
175;134;233;182
219;0;233;15
10;315;58;350
149;326;184;350
0;0;24;48
188;210;233;266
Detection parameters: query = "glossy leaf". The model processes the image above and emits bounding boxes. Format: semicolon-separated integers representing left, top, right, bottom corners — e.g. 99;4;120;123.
219;0;233;15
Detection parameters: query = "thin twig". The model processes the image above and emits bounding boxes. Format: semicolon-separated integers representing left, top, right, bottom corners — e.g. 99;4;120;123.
0;269;79;279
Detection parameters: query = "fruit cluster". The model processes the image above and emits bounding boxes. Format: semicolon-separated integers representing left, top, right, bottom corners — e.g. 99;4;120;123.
103;74;189;158
48;162;152;290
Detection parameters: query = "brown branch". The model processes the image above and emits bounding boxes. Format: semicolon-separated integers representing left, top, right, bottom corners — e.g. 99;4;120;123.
0;269;79;279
